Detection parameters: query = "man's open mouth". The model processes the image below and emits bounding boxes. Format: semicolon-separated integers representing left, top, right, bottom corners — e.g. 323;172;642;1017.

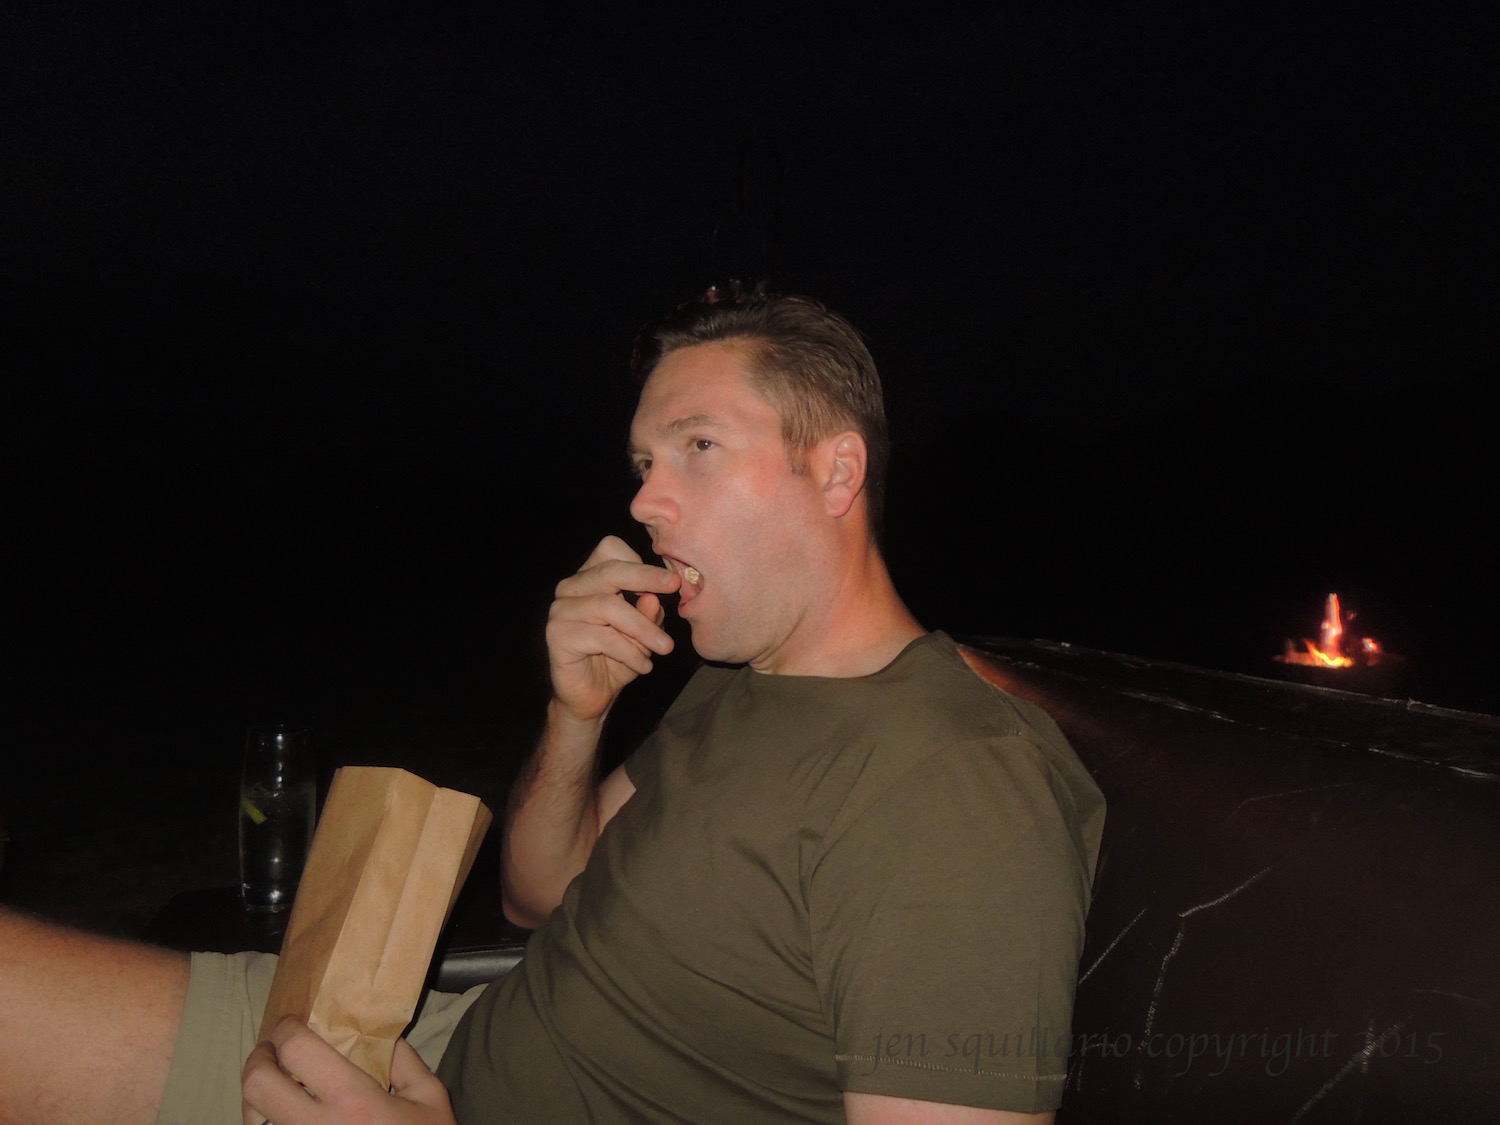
663;557;705;603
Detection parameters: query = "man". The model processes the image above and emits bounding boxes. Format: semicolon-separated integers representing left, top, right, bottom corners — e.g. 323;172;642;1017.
0;285;1103;1124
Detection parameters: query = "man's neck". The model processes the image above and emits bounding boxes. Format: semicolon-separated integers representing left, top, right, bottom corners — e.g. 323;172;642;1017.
752;547;925;678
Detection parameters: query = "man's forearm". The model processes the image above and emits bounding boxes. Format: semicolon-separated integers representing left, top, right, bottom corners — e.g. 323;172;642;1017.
502;535;671;927
499;700;610;928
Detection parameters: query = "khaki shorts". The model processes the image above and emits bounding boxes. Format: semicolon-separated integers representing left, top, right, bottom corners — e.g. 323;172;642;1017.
156;951;485;1125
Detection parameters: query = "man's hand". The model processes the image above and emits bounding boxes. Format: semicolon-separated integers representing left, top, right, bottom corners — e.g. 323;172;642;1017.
241;1018;454;1125
546;535;680;723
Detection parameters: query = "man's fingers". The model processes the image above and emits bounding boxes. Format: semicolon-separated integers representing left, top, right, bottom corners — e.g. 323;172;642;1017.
240;1041;280;1125
245;1018;382;1122
266;1016;353;1084
555;555;679;601
635;591;666;628
543;536;680;719
579;534;642;568
243;1023;456;1125
551;537;680;659
548;591;675;659
388;1038;453;1110
550;618;660;677
242;1035;317;1125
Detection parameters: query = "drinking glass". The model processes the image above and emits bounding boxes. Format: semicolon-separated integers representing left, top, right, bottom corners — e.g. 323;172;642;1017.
239;724;316;911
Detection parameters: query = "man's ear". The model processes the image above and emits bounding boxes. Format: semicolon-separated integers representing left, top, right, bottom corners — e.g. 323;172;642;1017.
815;431;867;519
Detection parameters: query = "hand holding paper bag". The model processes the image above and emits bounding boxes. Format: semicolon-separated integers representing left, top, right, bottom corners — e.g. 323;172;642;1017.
243;1016;456;1125
256;767;492;1088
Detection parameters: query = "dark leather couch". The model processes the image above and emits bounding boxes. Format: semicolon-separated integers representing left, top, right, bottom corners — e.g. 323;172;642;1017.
960;637;1499;1122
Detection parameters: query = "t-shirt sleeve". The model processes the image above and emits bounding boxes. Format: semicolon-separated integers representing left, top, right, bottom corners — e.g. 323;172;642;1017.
621;663;716;794
808;734;1095;1114
620;734;660;793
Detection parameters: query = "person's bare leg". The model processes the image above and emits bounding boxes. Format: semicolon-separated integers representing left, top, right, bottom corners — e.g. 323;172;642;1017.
0;907;189;1124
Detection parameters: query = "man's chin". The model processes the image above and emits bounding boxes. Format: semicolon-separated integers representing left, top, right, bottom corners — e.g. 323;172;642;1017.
683;623;745;667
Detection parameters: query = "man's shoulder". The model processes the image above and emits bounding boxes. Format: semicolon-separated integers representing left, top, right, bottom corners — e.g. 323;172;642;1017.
832;633;1102;823
874;632;1069;747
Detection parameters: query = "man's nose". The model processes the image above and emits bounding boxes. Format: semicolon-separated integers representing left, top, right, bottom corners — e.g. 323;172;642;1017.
629;469;678;526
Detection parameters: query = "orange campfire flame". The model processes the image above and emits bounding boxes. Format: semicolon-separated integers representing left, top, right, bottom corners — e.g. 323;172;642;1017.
1276;593;1382;668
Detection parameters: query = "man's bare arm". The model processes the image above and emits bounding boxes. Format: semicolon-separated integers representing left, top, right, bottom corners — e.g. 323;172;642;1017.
499;536;678;928
0;907;189;1125
499;708;638;927
844;1092;1054;1125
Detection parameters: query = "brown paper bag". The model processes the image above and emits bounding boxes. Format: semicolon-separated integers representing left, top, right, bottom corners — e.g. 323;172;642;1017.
257;766;492;1087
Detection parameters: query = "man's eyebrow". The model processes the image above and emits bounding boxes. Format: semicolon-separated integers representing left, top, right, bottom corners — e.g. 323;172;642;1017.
663;412;724;435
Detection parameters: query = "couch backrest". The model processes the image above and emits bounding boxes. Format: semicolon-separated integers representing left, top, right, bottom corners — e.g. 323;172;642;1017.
959;638;1500;1123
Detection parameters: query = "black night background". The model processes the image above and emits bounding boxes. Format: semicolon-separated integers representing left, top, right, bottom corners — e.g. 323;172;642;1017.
3;5;1496;929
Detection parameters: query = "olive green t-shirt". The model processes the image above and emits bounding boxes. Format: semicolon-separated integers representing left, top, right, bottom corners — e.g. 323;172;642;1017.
440;631;1104;1122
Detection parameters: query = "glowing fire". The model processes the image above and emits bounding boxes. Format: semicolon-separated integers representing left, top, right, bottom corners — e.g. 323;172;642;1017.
1276;593;1382;668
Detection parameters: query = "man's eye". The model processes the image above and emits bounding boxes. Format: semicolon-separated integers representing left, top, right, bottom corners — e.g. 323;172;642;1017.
632;459;652;479
692;439;715;452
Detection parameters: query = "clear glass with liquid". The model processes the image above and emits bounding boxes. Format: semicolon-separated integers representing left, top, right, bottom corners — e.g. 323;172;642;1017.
239;725;316;911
